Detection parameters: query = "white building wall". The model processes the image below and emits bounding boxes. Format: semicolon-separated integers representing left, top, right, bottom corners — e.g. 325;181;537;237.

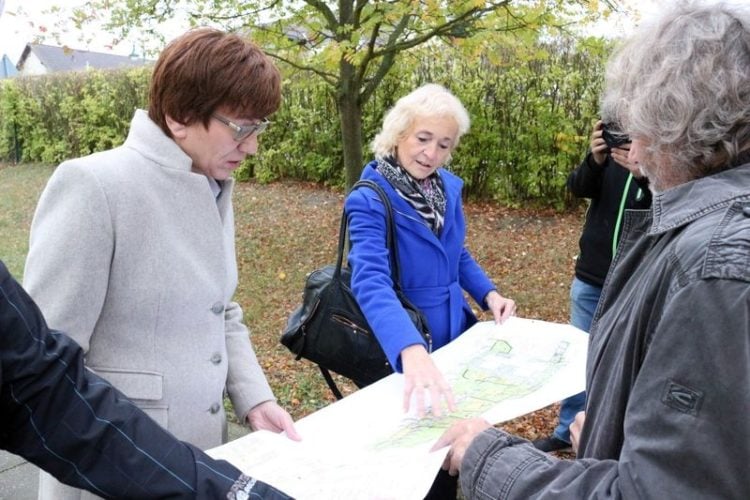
18;54;48;76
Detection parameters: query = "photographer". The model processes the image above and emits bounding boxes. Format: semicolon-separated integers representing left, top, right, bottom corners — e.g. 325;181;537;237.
532;118;652;452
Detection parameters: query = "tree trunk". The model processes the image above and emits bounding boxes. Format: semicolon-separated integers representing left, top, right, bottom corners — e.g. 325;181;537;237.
338;64;364;189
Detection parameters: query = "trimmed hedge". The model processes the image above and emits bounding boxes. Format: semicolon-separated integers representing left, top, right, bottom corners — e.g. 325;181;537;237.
0;67;149;165
0;39;609;208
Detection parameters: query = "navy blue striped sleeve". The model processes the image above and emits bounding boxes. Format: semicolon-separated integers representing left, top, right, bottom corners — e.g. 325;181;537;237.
0;261;291;499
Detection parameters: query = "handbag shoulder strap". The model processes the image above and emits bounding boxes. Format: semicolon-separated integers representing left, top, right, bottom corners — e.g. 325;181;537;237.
348;179;406;292
322;180;423;399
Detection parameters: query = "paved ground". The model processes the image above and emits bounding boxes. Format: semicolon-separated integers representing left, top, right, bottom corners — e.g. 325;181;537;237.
0;421;250;499
0;450;36;500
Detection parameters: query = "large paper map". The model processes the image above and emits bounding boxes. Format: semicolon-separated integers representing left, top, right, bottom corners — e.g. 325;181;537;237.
208;317;588;499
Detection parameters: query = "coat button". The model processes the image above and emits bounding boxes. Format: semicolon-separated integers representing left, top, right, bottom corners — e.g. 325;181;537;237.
211;302;225;314
209;403;221;414
210;353;222;365
743;206;750;217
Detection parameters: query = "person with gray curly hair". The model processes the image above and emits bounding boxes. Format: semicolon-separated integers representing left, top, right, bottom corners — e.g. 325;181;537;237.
602;1;750;191
433;2;750;498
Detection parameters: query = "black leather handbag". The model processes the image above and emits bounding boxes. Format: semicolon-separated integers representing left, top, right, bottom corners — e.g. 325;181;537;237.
281;180;431;398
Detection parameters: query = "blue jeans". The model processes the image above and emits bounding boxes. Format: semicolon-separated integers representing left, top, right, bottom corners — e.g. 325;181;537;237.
553;277;602;443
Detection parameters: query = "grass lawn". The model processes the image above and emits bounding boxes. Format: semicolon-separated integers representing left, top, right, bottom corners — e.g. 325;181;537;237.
0;163;55;279
0;162;584;448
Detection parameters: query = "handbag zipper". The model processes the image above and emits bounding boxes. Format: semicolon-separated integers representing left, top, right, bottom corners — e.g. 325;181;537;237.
332;314;433;353
331;314;370;335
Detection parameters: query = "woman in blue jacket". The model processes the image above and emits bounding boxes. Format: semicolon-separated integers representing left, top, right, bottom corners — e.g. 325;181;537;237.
345;84;516;418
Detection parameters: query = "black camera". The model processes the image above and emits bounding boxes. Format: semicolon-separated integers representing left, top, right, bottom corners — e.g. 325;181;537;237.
602;123;630;149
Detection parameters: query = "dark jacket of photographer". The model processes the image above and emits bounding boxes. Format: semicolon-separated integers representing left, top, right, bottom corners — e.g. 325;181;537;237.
567;152;652;287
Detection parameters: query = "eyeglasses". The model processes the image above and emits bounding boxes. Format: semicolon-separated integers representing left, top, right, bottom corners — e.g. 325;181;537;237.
212;114;270;142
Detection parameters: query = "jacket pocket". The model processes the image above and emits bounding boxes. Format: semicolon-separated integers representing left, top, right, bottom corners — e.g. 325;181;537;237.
93;367;169;427
93;367;164;400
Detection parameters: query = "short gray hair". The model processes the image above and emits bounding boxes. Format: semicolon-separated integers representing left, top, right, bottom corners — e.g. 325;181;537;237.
602;1;750;181
371;83;470;159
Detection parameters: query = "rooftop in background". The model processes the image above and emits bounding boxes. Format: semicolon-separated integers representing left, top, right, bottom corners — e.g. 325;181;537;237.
1;53;17;78
16;43;151;76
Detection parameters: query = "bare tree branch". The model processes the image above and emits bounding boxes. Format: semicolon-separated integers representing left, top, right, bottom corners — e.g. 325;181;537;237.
265;52;338;86
304;0;338;32
360;12;412;103
370;1;510;59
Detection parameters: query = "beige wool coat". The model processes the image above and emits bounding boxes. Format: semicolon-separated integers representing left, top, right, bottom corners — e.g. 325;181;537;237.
24;110;275;499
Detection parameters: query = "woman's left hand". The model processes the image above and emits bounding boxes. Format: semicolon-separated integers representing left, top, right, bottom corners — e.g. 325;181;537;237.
485;290;516;324
246;401;302;441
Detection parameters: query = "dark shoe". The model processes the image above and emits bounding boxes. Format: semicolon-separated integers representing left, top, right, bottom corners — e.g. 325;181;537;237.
424;468;458;500
532;436;571;452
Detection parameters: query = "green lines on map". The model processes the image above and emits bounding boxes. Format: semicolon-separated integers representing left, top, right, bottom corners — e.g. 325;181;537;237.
372;339;571;450
491;339;512;355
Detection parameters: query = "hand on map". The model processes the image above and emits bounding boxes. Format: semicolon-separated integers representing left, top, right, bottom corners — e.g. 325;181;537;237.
401;344;456;418
570;411;585;453
246;401;302;441
431;417;492;475
485;290;517;324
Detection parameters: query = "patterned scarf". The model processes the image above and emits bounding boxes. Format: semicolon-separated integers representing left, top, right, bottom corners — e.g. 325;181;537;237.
376;156;447;235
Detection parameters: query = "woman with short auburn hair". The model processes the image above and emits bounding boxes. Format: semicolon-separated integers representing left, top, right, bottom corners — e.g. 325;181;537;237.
25;27;299;500
149;27;281;136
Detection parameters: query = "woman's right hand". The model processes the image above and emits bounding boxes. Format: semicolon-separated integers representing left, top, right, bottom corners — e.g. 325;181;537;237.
591;120;608;166
400;344;456;418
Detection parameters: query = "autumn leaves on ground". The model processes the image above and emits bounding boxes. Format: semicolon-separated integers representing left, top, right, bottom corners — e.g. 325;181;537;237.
0;164;584;456
233;180;583;451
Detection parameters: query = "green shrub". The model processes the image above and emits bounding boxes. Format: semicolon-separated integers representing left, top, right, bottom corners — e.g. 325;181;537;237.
0;67;149;164
0;38;610;208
